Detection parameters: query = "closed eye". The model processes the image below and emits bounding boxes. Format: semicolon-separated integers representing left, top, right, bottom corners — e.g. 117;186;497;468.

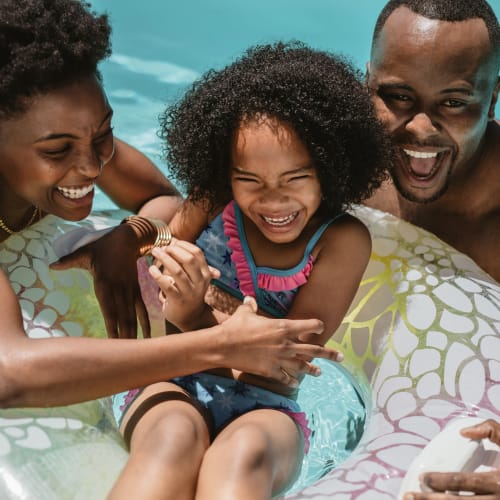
233;176;259;183
43;144;71;157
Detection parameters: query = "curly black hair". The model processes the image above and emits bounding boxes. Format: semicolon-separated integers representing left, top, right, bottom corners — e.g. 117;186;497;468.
0;0;111;119
372;0;500;68
161;42;390;217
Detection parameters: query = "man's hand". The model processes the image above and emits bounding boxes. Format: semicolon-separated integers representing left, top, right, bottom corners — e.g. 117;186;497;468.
403;419;500;500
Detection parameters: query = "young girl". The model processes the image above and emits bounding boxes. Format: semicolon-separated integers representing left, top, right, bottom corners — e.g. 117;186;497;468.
110;42;390;500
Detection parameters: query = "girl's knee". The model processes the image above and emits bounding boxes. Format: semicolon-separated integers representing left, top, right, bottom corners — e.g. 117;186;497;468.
131;405;210;460
208;423;274;470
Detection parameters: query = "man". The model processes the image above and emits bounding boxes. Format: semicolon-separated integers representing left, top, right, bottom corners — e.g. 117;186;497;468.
366;1;500;497
366;0;500;283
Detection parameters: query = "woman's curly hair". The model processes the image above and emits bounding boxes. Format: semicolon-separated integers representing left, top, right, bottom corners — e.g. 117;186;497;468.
161;41;391;217
0;0;111;118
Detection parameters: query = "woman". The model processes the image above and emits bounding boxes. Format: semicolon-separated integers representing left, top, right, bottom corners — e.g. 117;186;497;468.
0;0;182;339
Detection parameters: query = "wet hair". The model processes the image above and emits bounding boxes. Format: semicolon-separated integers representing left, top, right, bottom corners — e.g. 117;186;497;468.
0;0;111;119
161;41;390;217
372;0;500;68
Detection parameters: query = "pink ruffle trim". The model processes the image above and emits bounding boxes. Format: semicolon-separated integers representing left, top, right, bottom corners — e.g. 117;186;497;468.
223;202;255;297
222;201;314;295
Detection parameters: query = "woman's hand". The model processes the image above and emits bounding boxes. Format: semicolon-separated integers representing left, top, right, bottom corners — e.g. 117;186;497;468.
149;240;220;330
217;296;343;387
50;224;149;339
403;419;500;500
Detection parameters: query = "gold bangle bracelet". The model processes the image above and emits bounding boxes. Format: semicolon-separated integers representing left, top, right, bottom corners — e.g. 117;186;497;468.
121;215;172;256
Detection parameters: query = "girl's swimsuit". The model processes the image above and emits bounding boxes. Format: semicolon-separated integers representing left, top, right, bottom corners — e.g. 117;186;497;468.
113;201;339;453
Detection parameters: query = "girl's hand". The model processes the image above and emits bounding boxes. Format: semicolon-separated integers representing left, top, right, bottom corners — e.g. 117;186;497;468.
403;420;500;500
149;240;220;330
50;224;149;339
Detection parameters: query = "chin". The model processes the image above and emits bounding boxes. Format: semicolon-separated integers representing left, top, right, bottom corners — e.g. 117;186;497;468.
393;178;449;205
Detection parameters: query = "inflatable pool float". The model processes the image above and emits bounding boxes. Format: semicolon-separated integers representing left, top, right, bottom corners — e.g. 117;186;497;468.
0;206;498;499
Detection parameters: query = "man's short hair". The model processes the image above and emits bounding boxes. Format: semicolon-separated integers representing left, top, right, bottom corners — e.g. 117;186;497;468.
372;0;500;68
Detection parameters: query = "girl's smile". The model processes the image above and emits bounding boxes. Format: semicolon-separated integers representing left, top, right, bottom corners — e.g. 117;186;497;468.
230;116;323;245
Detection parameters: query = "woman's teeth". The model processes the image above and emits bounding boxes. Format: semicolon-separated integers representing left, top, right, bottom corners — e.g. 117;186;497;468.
263;212;297;226
57;184;94;199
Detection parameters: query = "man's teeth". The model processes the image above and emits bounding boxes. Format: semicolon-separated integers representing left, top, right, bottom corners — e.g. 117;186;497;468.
57;184;94;199
263;212;297;226
403;149;438;159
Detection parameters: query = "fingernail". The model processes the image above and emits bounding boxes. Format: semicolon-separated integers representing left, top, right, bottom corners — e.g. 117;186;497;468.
336;352;344;362
243;296;252;304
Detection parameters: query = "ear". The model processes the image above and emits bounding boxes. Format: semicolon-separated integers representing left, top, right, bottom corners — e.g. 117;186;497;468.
487;75;500;120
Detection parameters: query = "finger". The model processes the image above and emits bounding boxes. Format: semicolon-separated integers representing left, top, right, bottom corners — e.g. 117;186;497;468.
293;343;344;363
283;318;325;339
151;247;197;292
95;288;119;338
114;289;138;339
274;367;299;388
295;360;322;377
460;419;500;446
403;493;460;499
208;265;221;279
422;470;500;495
50;248;89;271
163;243;212;286
136;296;151;339
242;296;258;313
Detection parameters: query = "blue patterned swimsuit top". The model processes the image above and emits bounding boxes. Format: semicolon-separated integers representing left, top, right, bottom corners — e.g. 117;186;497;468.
195;201;339;317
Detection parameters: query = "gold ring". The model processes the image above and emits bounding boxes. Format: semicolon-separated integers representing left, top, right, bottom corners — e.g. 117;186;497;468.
280;367;292;383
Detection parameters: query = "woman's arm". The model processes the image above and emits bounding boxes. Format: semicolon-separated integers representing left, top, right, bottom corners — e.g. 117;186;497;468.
97;138;182;219
0;270;342;408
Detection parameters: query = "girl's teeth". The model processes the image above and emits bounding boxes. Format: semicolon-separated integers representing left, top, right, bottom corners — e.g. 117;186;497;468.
263;212;297;226
403;149;438;159
57;184;94;199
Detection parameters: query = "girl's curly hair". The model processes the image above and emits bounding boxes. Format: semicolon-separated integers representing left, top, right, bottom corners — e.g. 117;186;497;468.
161;41;391;217
0;0;111;119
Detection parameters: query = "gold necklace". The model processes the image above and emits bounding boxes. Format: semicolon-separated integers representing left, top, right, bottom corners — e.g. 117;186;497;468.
0;206;40;235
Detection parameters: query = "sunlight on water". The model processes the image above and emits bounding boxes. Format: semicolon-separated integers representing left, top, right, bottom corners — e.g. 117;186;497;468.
287;360;366;494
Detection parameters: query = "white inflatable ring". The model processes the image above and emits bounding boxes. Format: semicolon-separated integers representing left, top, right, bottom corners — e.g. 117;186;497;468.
0;206;498;499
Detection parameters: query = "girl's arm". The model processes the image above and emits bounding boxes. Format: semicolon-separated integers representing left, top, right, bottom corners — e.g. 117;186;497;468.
0;270;344;408
287;214;372;346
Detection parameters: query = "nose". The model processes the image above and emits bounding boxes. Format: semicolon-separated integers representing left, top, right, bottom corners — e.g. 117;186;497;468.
259;186;288;205
405;112;440;140
74;149;102;178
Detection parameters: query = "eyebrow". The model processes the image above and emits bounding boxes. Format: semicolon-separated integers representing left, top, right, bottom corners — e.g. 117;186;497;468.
34;109;114;143
232;165;315;177
377;82;473;96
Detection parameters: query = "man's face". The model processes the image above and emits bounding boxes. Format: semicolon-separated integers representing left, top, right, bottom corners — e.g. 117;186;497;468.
368;7;500;203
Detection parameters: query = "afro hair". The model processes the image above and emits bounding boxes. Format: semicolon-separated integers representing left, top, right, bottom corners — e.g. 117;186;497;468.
161;41;391;217
0;0;111;118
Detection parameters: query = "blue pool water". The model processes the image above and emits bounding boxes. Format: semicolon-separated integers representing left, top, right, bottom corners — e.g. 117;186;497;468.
87;0;500;493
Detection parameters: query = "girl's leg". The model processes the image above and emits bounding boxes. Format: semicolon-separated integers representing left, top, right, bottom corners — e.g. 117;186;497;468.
195;409;303;500
109;382;211;500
